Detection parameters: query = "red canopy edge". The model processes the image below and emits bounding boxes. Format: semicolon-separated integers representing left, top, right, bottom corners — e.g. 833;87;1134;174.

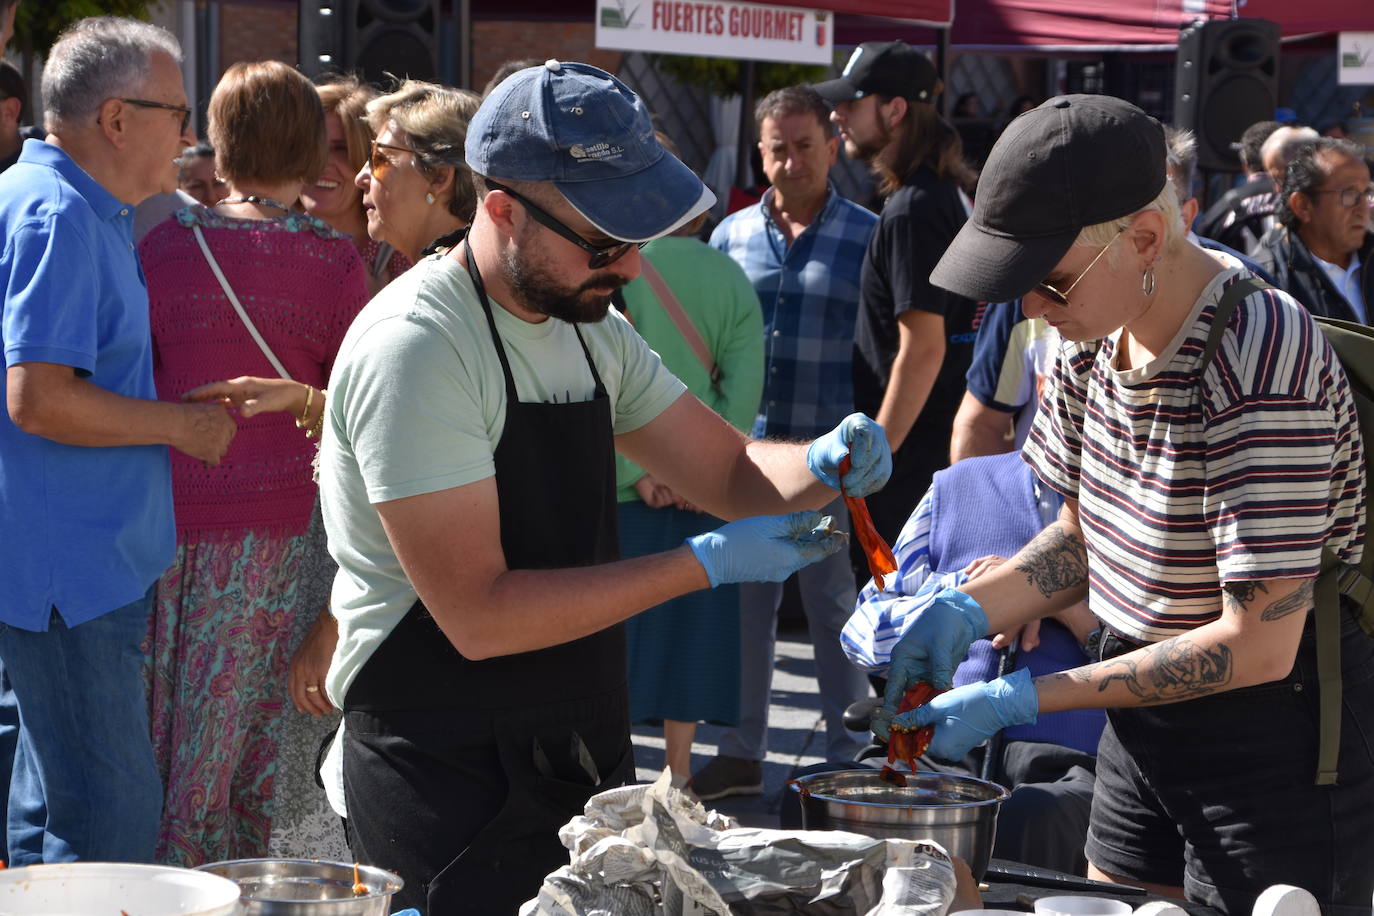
749;0;953;28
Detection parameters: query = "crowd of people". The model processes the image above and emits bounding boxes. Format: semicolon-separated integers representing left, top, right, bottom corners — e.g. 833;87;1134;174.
0;4;1372;914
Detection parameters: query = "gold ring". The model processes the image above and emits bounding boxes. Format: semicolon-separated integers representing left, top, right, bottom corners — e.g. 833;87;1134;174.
305;685;320;693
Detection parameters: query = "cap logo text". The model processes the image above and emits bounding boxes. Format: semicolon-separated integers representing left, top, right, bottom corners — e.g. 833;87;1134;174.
569;141;625;162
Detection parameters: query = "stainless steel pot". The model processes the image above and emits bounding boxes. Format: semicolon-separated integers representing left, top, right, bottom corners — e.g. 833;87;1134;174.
196;859;402;916
788;769;1009;879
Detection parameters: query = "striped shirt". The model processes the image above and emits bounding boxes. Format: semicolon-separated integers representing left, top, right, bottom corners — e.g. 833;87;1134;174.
710;184;877;439
1023;268;1365;642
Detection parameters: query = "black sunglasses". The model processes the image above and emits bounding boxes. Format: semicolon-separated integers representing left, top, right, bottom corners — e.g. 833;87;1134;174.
120;97;192;134
486;180;642;269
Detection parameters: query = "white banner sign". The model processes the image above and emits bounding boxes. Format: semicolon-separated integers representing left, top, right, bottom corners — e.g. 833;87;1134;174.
1338;32;1374;85
596;0;834;66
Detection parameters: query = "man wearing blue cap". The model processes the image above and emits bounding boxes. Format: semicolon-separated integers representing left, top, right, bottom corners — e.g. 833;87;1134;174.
317;61;892;914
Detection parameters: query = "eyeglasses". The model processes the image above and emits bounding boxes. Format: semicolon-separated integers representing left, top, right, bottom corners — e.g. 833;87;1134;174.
486;180;642;269
1034;227;1127;307
368;139;420;180
1310;184;1374;209
119;97;191;134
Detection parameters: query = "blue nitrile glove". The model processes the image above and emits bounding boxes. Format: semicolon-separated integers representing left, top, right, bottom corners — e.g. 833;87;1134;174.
806;413;891;498
686;511;847;588
872;589;989;741
893;668;1039;762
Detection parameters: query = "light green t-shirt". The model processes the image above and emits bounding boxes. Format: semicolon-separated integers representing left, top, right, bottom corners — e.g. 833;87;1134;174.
319;253;686;704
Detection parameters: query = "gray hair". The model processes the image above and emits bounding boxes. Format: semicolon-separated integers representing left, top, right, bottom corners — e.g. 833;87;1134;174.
1260;125;1319;176
41;16;182;130
1164;125;1197;206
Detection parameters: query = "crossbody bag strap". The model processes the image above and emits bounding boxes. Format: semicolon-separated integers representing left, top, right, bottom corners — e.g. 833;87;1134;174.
192;223;293;381
637;255;722;392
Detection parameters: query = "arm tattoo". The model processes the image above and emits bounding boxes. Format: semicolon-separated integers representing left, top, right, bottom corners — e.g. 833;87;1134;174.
1222;580;1263;608
1261;580;1314;622
1015;526;1090;598
1222;579;1314;622
1093;637;1233;703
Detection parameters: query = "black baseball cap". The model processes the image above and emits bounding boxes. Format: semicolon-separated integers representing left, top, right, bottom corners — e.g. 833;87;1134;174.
813;41;939;104
930;95;1167;303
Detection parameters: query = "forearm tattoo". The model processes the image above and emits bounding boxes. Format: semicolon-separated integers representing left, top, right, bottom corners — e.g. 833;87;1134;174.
1222;579;1314;622
1015;526;1090;598
1073;636;1234;703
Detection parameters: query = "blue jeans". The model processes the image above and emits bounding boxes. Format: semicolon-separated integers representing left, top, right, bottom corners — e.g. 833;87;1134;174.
0;589;162;864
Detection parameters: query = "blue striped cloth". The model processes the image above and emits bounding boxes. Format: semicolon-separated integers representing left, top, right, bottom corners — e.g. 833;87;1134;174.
709;184;876;439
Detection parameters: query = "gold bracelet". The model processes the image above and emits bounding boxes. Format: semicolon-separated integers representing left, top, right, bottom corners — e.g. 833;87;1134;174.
296;384;314;428
304;389;328;439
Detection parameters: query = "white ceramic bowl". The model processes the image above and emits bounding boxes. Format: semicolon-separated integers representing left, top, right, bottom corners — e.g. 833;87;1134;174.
1034;895;1134;916
0;862;241;916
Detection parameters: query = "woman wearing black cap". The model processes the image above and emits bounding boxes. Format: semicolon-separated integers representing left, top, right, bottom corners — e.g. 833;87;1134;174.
873;95;1374;914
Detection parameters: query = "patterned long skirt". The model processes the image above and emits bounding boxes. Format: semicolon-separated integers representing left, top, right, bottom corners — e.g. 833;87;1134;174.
145;530;306;867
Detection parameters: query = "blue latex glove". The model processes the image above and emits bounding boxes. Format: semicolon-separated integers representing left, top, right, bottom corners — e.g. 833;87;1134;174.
686;511;847;588
893;668;1039;762
806;413;891;498
872;589;989;740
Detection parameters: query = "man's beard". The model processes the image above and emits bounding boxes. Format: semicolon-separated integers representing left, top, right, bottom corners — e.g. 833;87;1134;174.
845;118;893;163
500;246;627;324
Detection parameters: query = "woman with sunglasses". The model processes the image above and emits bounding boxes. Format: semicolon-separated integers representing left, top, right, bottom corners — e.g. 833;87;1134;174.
301;76;411;297
356;79;481;264
138;60;370;867
876;96;1374;914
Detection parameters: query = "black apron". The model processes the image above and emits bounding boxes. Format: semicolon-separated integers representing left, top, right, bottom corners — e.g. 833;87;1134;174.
342;242;635;915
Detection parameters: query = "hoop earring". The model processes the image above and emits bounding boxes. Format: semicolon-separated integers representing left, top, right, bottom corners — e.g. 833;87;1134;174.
425;192;435;205
1141;267;1156;296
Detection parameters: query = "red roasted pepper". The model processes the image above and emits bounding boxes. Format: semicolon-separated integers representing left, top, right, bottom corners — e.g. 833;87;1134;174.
879;681;946;787
838;455;898;590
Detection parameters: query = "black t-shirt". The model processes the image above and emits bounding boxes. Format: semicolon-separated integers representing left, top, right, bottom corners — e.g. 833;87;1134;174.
852;166;979;432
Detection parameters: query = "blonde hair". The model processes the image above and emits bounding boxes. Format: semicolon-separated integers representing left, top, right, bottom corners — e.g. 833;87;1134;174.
366;79;481;222
317;75;377;176
1073;180;1184;262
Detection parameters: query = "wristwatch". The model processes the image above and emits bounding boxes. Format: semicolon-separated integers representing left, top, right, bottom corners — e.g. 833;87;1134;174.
1081;627;1104;660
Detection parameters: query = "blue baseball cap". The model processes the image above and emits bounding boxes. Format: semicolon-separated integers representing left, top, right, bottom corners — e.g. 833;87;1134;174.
466;60;715;244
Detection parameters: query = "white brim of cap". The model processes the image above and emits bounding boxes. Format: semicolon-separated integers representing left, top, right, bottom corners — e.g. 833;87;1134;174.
557;150;716;244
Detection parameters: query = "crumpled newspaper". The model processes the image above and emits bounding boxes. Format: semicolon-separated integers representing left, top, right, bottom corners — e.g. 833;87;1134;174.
520;771;956;916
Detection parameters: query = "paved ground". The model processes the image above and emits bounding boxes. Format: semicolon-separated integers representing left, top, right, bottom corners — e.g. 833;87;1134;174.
630;625;869;829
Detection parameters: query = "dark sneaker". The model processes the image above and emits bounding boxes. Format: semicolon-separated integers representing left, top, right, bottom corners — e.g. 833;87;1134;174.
689;755;764;801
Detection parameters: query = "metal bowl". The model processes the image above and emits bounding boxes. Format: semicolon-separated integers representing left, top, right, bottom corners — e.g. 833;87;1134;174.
196;859;402;916
788;769;1009;879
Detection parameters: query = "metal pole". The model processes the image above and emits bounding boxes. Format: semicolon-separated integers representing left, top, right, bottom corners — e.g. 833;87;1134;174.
935;27;950;117
735;60;757;192
457;0;472;89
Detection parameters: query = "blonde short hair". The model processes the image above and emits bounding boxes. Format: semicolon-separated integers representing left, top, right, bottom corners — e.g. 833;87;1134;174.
317;75;377;176
366;79;481;223
1074;179;1184;261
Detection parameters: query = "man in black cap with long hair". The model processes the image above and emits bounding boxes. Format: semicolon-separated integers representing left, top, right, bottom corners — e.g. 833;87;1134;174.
815;41;981;551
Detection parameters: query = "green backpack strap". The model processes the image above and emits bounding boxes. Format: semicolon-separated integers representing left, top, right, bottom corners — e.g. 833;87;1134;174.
1314;549;1344;786
1200;277;1343;785
1199;276;1271;367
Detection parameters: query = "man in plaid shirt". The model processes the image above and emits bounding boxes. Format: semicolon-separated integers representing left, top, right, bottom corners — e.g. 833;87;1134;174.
692;85;877;800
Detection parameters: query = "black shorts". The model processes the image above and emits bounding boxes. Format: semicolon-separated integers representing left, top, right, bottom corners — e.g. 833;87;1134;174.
1085;608;1374;915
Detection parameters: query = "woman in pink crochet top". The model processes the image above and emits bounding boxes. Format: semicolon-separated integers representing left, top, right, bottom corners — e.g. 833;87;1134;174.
139;60;369;867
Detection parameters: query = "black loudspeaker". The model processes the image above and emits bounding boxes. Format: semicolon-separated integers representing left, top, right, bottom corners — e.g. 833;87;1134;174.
298;0;440;84
1174;18;1280;172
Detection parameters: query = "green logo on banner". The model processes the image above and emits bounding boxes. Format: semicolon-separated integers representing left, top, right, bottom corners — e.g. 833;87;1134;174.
601;2;638;28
